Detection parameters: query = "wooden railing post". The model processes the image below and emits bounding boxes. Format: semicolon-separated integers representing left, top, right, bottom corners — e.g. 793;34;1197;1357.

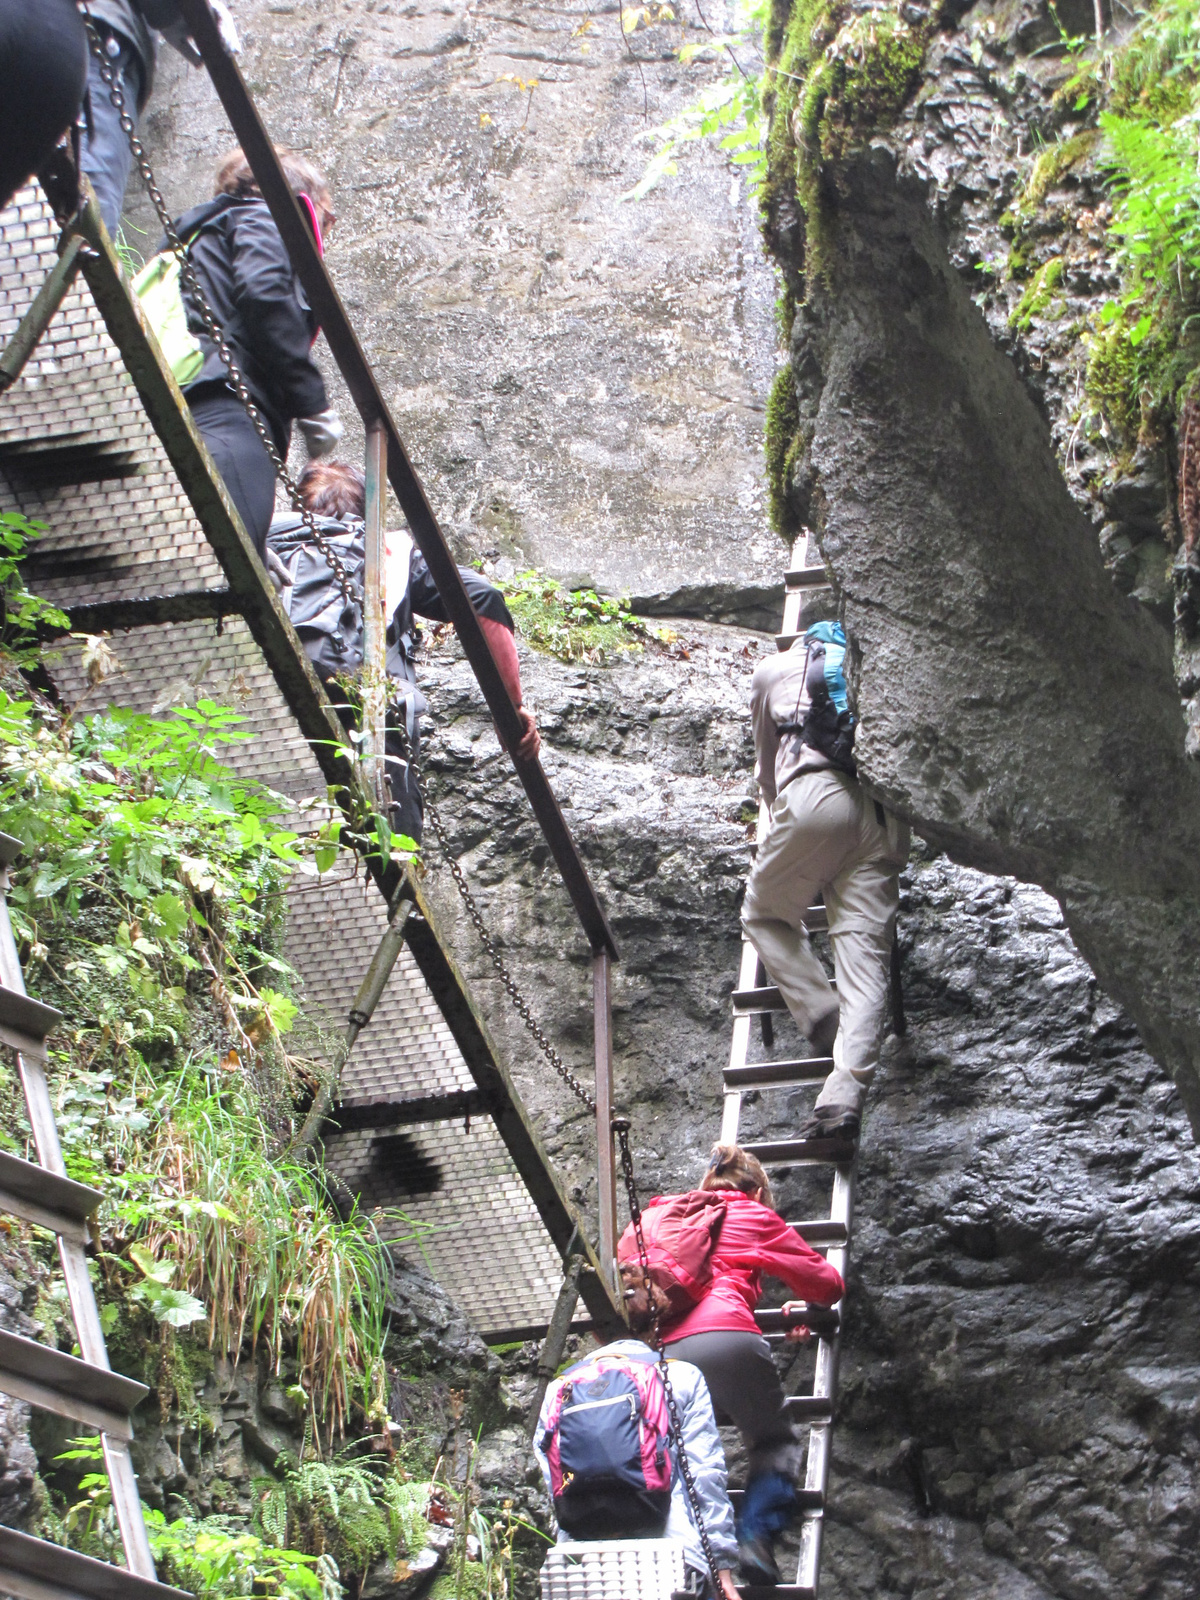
593;951;617;1295
362;421;388;810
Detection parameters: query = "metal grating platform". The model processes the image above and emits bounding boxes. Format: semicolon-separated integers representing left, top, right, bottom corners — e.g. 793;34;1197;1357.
0;186;582;1339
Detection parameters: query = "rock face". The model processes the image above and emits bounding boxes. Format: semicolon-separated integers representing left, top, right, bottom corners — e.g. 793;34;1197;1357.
417;627;1200;1600
759;0;1200;1132
132;0;778;598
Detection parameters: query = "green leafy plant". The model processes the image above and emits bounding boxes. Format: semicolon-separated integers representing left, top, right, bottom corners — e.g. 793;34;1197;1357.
0;512;68;669
146;1509;339;1600
496;571;675;664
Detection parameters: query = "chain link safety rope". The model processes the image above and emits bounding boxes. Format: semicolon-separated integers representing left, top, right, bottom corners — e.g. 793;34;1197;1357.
614;1119;726;1599
80;11;361;610
404;741;599;1114
81;26;719;1586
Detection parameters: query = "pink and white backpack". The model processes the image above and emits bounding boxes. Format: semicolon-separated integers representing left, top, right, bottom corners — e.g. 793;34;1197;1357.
539;1348;674;1539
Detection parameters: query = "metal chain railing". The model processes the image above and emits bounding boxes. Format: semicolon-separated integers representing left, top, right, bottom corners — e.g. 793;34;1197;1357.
76;34;724;1586
80;11;361;610
614;1117;726;1598
404;741;599;1114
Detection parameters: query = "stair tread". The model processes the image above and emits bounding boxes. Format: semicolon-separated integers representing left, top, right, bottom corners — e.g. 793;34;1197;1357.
0;831;22;868
741;1136;856;1164
0;1327;147;1437
0;1525;190;1600
0;986;63;1059
0;1148;101;1228
784;567;830;589
737;1586;815;1600
732;980;834;1015
728;1486;824;1511
782;1218;848;1244
724;1057;831;1089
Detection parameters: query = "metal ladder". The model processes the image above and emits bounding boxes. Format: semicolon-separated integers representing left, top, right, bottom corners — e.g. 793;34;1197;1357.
723;535;851;1600
0;833;188;1600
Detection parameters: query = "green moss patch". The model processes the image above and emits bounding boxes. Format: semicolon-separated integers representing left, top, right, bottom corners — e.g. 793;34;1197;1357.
765;364;803;540
1011;256;1066;331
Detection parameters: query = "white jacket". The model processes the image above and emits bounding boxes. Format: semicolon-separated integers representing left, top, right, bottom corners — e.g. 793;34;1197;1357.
533;1338;738;1576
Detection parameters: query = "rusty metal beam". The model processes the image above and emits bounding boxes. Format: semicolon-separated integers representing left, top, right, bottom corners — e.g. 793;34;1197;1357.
0;234;86;394
173;0;617;962
39;589;242;635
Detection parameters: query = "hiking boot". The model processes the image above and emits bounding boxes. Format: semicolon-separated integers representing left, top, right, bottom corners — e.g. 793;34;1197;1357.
738;1536;781;1585
809;1006;839;1058
800;1103;860;1142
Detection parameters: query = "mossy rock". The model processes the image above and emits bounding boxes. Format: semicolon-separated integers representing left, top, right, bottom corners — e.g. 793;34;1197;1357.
765;365;803;541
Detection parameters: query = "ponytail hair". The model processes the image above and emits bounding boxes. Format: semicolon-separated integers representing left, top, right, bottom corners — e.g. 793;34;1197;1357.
699;1143;774;1211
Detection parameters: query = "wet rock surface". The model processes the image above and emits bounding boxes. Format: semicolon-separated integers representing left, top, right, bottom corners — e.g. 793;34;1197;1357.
0;1257;39;1531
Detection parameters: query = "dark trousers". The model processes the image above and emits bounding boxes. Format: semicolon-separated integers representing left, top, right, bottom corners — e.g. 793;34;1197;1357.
664;1330;802;1483
0;0;87;214
188;389;278;559
80;28;144;239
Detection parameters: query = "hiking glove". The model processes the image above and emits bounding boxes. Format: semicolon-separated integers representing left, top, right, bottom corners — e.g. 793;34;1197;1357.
297;408;344;459
160;0;244;61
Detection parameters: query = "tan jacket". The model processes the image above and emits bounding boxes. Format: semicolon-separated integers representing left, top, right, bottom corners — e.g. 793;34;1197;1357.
750;642;837;807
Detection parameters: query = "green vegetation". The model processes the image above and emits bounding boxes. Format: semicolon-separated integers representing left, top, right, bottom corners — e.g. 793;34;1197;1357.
0;516;535;1595
1011;256;1067;331
498;571;676;663
765;363;803;539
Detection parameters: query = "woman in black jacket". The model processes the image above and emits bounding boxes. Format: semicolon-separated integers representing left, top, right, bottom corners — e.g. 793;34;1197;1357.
172;145;342;556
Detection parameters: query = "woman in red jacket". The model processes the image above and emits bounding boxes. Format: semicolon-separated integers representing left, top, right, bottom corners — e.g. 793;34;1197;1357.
660;1144;844;1587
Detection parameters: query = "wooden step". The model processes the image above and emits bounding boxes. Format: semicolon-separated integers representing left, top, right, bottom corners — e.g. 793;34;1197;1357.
0;1149;101;1244
741;1136;855;1165
723;1057;831;1089
783;1393;834;1422
0;831;22;868
737;1585;815;1600
0;1525;190;1600
0;985;62;1060
785;567;831;590
0;1328;147;1439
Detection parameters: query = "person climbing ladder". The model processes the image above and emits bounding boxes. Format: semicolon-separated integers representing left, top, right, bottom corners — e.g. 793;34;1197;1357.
741;619;910;1141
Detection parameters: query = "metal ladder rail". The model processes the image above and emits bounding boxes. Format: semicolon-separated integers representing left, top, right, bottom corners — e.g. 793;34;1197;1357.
722;537;852;1600
0;833;188;1600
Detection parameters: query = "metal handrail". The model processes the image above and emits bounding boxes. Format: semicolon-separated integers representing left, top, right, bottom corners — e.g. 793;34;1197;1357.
173;0;617;960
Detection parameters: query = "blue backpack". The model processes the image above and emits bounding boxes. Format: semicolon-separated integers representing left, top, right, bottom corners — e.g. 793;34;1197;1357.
780;621;857;775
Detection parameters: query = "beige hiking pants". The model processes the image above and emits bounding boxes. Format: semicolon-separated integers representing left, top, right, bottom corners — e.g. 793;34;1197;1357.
741;768;910;1114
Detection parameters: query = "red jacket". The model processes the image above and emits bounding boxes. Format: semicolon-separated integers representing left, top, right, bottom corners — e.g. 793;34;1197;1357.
659;1190;844;1341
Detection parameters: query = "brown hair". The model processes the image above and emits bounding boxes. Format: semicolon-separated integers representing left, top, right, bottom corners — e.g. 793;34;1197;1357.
298;459;364;520
214;145;335;232
699;1143;774;1211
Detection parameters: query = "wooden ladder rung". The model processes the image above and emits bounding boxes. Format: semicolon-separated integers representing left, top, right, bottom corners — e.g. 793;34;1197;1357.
0;1150;101;1244
0;1328;147;1440
723;1057;831;1089
0;1525;190;1600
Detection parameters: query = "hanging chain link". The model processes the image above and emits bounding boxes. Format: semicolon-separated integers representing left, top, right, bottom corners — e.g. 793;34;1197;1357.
80;11;361;609
401;737;598;1114
614;1119;726;1598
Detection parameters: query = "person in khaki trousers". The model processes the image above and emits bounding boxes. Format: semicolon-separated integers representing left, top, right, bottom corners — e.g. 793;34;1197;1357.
741;622;909;1142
